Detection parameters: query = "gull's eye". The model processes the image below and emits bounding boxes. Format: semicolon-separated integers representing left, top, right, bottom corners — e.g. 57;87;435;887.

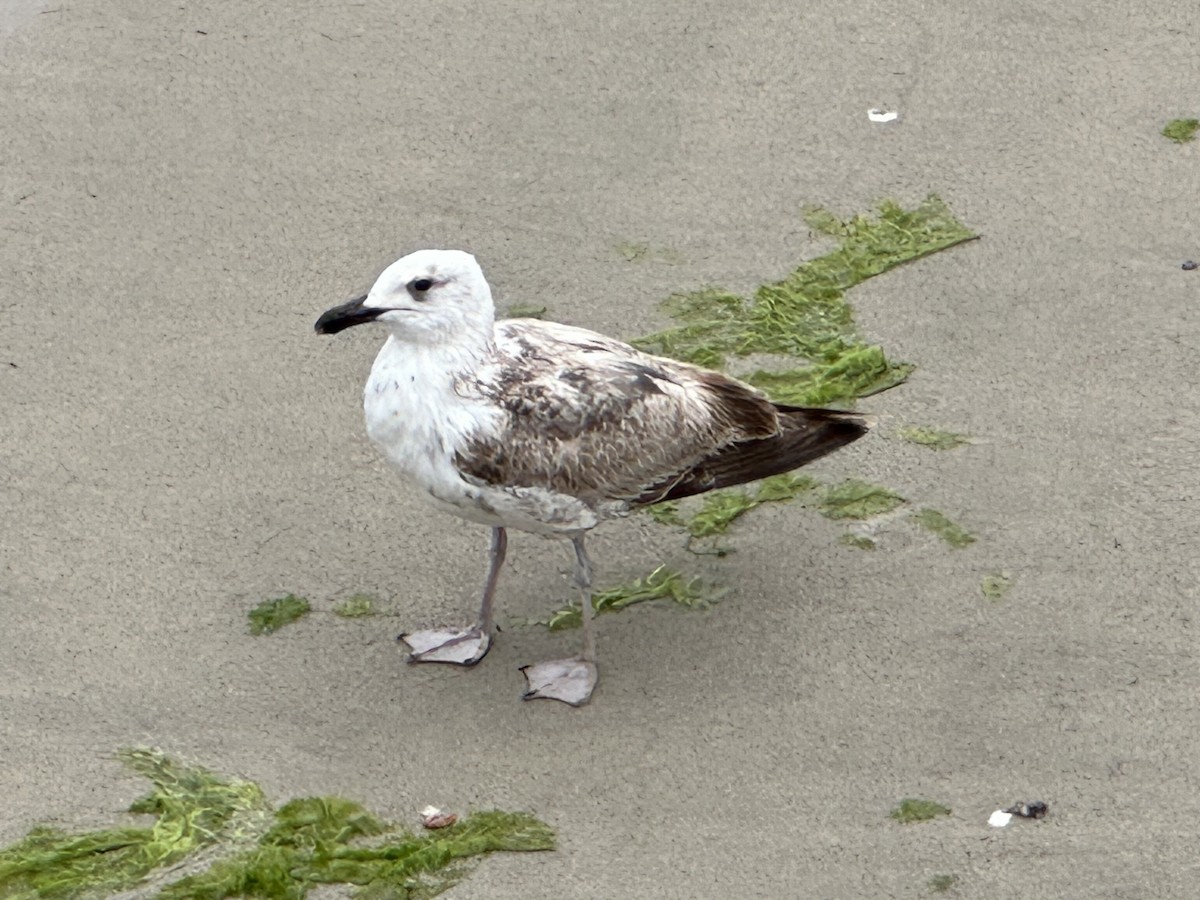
410;277;435;295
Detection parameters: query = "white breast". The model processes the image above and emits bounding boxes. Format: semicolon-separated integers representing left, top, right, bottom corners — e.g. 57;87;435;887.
362;336;602;536
363;337;496;511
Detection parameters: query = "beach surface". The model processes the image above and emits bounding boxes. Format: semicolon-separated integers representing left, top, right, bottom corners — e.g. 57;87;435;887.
2;1;1198;896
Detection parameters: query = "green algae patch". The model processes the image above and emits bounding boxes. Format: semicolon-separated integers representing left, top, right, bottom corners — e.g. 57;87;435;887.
0;749;271;899
157;808;553;899
540;566;715;631
633;195;975;407
248;594;311;635
685;474;819;539
890;798;951;824
911;508;975;549
1162;118;1199;143
685;490;761;539
929;873;958;893
753;473;818;502
503;303;548;319
818;479;905;520
745;350;913;407
644;501;687;527
899;426;970;450
650;473;902;549
840;533;877;550
981;572;1013;600
616;241;683;264
624;198;973;541
0;751;554;899
334;595;380;619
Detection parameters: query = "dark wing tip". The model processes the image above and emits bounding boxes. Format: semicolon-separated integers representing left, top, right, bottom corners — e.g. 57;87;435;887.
637;405;870;505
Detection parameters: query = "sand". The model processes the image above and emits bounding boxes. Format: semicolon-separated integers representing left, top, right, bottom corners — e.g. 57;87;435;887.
3;1;1199;896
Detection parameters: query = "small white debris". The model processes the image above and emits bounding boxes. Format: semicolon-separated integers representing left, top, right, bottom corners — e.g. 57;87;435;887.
988;809;1013;828
420;805;442;818
867;108;899;123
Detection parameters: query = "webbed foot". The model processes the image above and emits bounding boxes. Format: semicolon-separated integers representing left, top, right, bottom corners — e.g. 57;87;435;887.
519;658;598;706
400;626;491;666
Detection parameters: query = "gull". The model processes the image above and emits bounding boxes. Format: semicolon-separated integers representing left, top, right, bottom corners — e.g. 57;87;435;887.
315;249;869;705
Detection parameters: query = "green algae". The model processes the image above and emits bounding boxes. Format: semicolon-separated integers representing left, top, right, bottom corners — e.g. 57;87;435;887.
818;479;905;520
890;798;951;824
744;350;914;407
684;491;762;539
654;474;907;549
623;198;974;544
633;196;975;407
157;807;553;899
1162;118;1199;143
642;475;819;541
644;501;687;527
910;508;975;549
0;751;553;899
899;426;970;450
248;594;311;635
334;595;380;619
683;473;819;539
839;533;877;550
0;749;271;899
929;873;958;893
981;572;1013;600
503;304;548;319
752;473;818;502
615;241;683;264
539;566;715;631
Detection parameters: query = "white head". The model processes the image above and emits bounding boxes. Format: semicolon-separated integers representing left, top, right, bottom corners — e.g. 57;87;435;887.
315;249;495;346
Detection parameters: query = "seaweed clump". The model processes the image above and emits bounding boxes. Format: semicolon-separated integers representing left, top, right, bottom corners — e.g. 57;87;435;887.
899;426;970;450
890;798;951;824
334;595;379;618
0;750;553;899
248;594;311;635
910;508;976;549
981;572;1013;600
681;474;819;539
157;805;553;899
540;566;716;631
817;479;905;520
0;749;269;898
634;196;976;407
1162;118;1199;143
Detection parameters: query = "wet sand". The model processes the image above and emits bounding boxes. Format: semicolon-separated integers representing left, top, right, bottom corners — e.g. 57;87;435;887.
3;1;1198;895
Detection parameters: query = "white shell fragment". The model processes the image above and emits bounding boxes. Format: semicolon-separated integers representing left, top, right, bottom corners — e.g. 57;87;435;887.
867;108;899;123
988;809;1014;828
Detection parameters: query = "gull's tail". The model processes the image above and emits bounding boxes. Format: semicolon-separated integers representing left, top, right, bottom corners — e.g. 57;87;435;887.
637;406;870;505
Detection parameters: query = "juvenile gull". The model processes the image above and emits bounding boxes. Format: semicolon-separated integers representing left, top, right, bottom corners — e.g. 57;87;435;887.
315;249;869;706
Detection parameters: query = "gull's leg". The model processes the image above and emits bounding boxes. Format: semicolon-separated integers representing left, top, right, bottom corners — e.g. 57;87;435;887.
400;527;505;666
520;533;599;706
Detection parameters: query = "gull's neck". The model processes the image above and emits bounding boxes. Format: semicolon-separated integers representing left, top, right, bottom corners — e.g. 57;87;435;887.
364;323;499;484
368;318;498;410
380;320;494;378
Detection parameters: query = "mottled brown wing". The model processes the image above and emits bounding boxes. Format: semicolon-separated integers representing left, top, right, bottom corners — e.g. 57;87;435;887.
634;406;870;504
455;321;779;502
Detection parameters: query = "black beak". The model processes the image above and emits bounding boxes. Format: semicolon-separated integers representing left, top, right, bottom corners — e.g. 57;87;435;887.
314;294;381;335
